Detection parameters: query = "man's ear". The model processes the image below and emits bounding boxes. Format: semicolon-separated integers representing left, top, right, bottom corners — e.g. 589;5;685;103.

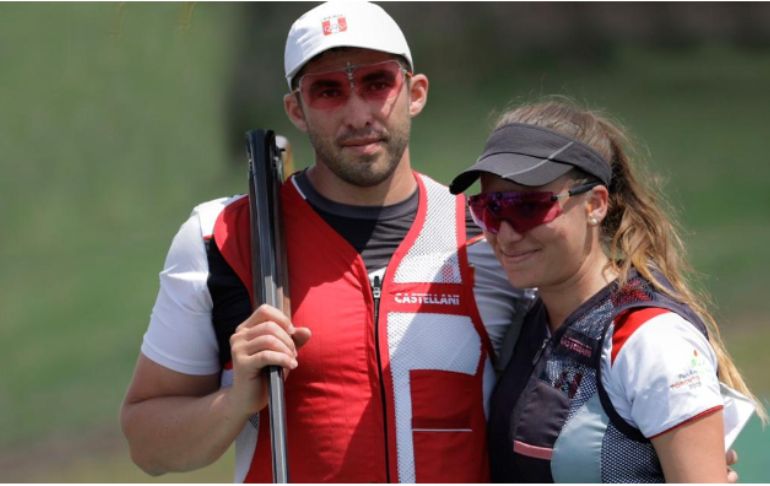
407;73;429;118
284;92;308;133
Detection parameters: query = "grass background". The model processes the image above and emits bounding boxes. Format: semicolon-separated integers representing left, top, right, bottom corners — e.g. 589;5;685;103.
1;3;769;482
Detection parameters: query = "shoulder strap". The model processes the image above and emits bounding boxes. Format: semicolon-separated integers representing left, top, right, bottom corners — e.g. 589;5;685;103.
212;194;253;304
596;307;655;443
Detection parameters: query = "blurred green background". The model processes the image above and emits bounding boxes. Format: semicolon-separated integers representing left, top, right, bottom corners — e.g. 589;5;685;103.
2;2;769;482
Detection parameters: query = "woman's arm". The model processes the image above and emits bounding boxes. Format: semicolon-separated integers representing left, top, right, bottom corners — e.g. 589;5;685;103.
651;409;727;482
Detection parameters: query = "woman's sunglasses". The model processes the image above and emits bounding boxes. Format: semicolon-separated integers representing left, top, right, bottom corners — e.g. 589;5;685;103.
468;182;601;234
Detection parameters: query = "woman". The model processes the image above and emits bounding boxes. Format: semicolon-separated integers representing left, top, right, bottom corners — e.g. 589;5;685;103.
449;98;765;482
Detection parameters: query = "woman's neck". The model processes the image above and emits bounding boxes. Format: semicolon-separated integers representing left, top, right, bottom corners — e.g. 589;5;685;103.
538;253;618;333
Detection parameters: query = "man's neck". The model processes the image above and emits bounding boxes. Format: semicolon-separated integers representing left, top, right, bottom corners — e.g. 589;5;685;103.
305;156;417;206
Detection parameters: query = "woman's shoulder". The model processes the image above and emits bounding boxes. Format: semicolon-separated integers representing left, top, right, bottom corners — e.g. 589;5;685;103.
610;307;709;365
603;308;722;438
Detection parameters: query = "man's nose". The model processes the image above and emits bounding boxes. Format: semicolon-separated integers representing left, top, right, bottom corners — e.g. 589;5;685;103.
339;87;374;128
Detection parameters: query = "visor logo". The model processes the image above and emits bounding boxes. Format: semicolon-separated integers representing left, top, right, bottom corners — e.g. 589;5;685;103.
322;15;347;36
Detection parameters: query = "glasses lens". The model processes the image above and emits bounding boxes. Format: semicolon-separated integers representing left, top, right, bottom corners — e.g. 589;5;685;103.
469;196;500;233
299;61;405;110
299;70;352;110
352;61;403;101
468;191;562;234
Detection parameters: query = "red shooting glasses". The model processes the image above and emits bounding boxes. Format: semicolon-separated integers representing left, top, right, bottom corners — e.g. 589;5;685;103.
468;182;600;234
294;60;410;110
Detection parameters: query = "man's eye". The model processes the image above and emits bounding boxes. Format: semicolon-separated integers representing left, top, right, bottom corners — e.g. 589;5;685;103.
308;79;345;99
367;81;391;92
362;75;396;93
317;88;343;98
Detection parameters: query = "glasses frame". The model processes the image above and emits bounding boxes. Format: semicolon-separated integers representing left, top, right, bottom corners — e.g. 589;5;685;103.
468;180;602;234
291;59;412;109
549;181;602;202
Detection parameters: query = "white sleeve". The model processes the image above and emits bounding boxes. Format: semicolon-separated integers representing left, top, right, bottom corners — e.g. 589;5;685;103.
140;202;224;376
467;238;531;359
601;311;723;438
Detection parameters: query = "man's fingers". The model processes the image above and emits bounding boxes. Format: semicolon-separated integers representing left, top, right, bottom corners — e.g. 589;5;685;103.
243;350;298;371
725;448;740;483
233;321;297;354
253;304;294;331
725;448;738;466
291;327;312;349
234;334;296;359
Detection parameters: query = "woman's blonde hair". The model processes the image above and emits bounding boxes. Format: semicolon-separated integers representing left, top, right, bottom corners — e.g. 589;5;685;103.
496;96;766;423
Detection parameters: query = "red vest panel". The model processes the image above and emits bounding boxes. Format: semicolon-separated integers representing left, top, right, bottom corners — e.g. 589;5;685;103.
213;173;492;482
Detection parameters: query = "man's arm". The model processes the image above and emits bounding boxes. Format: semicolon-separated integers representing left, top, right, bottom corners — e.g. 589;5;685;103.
120;356;238;475
120;305;310;476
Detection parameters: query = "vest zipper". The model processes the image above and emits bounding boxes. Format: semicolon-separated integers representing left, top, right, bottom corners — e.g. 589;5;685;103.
372;275;392;482
532;336;551;365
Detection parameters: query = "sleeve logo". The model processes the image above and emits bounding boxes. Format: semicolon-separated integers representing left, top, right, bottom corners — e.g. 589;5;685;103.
670;349;708;390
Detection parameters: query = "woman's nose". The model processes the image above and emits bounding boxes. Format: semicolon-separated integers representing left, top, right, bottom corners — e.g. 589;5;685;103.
497;220;525;243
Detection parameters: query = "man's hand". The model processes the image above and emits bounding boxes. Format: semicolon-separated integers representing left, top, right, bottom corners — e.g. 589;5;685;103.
227;304;312;418
726;449;739;483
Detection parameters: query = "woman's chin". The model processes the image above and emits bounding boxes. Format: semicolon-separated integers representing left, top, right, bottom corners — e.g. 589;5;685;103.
503;269;539;290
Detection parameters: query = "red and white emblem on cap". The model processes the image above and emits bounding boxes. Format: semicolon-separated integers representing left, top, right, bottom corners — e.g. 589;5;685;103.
322;15;347;36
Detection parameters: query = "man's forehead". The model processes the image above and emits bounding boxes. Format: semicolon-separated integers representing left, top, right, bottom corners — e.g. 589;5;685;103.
301;48;397;75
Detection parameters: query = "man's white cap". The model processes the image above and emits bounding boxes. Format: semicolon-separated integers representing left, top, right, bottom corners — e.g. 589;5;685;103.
284;1;413;88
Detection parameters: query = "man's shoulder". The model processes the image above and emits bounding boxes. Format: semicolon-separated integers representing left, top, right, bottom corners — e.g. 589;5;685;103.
414;171;452;192
191;194;246;216
189;195;247;237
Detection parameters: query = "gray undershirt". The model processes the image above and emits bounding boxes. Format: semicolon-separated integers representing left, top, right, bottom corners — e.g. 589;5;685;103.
293;170;481;274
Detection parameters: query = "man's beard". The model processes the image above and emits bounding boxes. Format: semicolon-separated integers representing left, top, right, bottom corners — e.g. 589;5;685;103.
309;118;410;188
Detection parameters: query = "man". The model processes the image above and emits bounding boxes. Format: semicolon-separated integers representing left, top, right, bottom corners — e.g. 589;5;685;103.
121;1;523;482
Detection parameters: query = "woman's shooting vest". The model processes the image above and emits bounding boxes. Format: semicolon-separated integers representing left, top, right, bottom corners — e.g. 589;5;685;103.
489;272;708;483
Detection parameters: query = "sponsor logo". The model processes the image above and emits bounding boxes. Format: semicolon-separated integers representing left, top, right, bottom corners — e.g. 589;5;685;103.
322;15;347;36
560;336;593;358
394;292;461;306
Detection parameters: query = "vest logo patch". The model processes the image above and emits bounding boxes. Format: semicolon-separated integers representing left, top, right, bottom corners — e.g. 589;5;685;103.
558;328;600;366
560;335;592;358
394;292;461;306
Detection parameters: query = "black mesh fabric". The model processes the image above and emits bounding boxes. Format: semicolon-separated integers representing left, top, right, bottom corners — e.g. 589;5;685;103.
601;423;664;483
544;296;612;421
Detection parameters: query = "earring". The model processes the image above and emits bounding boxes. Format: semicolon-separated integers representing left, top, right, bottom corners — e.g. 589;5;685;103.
588;217;599;226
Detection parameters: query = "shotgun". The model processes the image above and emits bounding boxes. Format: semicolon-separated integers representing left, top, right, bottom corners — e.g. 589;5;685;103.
245;129;291;483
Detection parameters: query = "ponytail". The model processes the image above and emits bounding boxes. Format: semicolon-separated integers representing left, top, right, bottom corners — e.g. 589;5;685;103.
496;96;767;423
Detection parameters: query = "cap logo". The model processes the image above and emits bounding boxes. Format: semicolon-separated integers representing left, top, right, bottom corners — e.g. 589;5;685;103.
322;15;348;36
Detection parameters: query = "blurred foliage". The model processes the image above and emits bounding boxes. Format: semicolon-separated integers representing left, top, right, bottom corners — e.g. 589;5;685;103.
1;2;769;482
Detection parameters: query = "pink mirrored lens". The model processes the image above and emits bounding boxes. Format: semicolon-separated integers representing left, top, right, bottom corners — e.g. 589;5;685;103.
468;191;562;234
299;61;405;110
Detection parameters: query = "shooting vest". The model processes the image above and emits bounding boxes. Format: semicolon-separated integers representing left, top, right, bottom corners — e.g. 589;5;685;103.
489;271;709;483
211;172;494;483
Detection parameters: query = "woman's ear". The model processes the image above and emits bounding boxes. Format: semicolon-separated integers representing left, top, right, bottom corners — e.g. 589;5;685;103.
586;184;610;224
407;73;429;118
284;92;308;133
